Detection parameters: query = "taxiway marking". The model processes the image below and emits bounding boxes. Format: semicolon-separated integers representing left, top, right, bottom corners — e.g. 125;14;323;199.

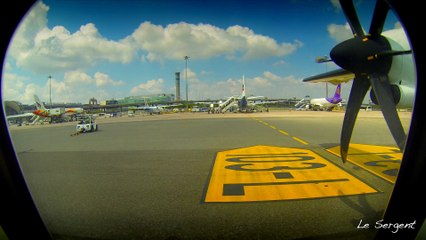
278;130;289;136
326;144;402;183
252;118;310;145
292;136;309;145
204;145;377;202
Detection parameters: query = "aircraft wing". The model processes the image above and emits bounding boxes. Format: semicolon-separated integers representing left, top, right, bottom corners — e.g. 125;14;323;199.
6;112;35;120
248;100;278;105
247;96;267;101
303;68;354;85
158;103;183;108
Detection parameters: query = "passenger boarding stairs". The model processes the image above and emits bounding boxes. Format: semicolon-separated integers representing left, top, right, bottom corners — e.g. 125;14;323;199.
294;98;309;110
219;96;237;113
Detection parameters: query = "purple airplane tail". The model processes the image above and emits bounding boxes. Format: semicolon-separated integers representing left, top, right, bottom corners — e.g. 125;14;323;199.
327;83;342;104
334;83;341;98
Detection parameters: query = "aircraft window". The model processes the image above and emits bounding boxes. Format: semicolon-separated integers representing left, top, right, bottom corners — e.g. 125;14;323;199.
1;0;421;239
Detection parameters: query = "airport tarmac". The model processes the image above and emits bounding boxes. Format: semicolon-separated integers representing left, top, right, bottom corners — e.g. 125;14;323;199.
8;110;413;239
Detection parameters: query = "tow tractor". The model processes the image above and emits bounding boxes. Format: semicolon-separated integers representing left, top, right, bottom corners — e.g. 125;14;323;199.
76;115;98;133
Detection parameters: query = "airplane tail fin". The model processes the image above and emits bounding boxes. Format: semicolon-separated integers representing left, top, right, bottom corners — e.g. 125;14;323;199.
144;97;148;107
242;75;246;97
240;75;248;111
34;95;46;110
333;84;342;98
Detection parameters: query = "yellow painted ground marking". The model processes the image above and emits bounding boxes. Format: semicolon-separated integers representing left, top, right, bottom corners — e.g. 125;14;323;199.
327;144;401;183
292;137;309;145
252;118;309;146
204;145;377;202
279;130;289;136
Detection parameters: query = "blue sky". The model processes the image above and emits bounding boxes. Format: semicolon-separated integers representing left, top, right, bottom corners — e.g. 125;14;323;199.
2;0;403;104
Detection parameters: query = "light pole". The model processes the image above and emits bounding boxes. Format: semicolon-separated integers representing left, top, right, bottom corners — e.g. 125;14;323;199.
184;56;190;112
315;56;331;97
48;75;52;107
325;62;328;98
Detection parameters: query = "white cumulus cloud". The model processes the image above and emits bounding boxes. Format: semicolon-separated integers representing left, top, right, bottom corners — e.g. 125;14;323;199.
327;23;353;43
7;2;134;74
7;2;303;73
126;22;303;61
94;72;124;87
329;0;341;11
131;78;165;94
63;70;93;85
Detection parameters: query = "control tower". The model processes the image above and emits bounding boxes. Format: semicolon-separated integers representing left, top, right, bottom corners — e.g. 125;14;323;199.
175;72;181;101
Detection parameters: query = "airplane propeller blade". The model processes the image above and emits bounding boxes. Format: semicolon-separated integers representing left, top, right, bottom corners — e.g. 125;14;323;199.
339;0;364;37
340;76;370;162
369;75;407;151
374;50;412;59
332;0;410;163
368;0;389;38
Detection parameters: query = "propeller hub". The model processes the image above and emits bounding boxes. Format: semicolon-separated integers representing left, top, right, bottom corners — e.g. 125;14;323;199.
330;36;392;75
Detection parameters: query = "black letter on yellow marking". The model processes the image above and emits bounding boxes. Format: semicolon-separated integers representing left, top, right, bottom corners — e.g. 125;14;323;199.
222;178;349;196
382;169;399;177
365;160;401;177
225;162;326;172
225;154;324;172
226;156;314;163
273;172;294;179
364;160;401;167
226;153;313;163
364;154;401;177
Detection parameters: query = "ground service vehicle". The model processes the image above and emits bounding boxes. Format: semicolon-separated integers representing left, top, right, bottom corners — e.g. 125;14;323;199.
76;116;98;133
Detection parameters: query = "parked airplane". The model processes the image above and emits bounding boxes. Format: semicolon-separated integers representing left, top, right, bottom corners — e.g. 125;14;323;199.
298;83;343;111
212;76;267;113
6;95;84;124
30;95;84;123
303;0;415;163
130;105;163;115
129;97;182;115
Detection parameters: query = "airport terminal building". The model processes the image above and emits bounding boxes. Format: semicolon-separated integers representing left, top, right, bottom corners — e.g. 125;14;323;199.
116;94;176;105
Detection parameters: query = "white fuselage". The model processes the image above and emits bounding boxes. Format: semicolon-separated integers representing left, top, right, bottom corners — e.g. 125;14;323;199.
310;98;337;110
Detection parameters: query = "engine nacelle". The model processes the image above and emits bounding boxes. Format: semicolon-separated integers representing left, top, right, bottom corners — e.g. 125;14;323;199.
370;84;415;109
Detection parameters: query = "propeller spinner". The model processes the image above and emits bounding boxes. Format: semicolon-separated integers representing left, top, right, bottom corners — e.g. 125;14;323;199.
331;0;411;162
